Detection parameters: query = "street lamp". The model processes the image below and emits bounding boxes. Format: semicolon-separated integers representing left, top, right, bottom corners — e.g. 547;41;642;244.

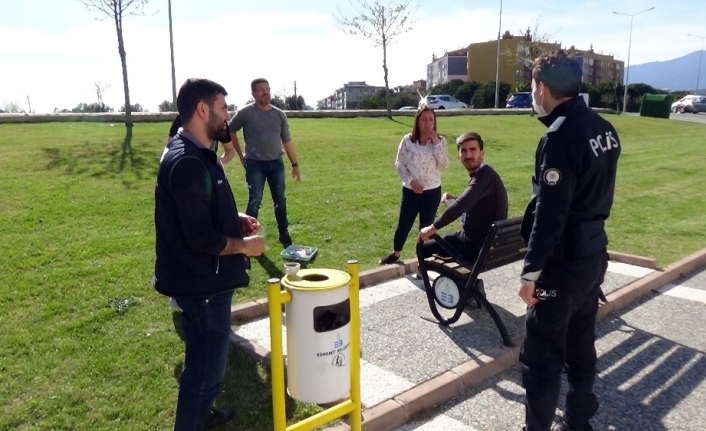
687;34;706;94
494;0;503;109
168;0;177;109
613;7;654;113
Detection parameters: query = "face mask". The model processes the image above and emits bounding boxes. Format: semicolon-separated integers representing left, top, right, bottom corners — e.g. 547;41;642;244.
532;85;548;117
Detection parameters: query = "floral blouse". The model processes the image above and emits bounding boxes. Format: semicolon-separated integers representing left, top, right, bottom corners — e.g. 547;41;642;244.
394;133;449;190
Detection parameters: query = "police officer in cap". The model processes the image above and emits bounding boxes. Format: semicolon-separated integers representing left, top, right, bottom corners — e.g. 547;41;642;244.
518;50;621;431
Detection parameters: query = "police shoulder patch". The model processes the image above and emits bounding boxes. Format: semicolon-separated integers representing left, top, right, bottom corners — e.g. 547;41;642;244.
543;168;561;186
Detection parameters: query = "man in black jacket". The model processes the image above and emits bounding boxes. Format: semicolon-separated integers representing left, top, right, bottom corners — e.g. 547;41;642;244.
418;132;508;261
518;51;621;431
154;78;265;431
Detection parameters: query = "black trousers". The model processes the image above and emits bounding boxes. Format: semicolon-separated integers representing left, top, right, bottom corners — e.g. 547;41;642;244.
392;186;441;252
520;249;608;431
420;230;480;263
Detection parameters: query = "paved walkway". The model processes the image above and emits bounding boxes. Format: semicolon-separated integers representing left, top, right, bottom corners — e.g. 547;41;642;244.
395;266;706;431
232;259;706;430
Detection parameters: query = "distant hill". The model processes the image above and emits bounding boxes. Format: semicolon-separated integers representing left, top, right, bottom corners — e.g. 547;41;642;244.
628;50;706;93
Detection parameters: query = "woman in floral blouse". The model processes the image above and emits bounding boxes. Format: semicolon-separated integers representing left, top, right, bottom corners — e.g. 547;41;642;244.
379;105;449;265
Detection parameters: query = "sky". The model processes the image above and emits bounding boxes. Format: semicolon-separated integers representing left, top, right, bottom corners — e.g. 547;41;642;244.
1;0;704;113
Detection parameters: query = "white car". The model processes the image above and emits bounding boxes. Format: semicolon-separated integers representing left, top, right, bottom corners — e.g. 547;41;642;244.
419;94;468;110
671;95;706;113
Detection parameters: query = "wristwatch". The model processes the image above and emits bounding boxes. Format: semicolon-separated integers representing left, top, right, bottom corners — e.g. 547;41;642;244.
291;162;299;168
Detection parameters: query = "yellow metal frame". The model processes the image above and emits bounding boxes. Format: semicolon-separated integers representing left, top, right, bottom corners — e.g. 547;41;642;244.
268;260;362;431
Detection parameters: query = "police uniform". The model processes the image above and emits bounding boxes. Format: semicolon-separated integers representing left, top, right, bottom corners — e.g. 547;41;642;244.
519;96;621;431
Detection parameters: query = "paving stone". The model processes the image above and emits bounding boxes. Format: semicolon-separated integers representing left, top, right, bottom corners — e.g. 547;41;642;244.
233;259;674;429
395;267;706;431
678;269;706;291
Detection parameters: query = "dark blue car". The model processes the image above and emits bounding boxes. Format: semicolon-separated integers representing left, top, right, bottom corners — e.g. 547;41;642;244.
506;92;532;108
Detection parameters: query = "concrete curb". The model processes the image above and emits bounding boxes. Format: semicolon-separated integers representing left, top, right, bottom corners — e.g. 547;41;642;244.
598;247;706;320
230;248;705;431
607;250;658;269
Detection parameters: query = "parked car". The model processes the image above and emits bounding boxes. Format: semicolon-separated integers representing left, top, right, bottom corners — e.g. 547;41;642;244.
397;106;417;111
506;92;533;108
671;95;706;113
419;95;467;109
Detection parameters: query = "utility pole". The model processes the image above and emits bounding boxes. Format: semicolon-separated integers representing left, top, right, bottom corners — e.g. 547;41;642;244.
293;81;298;109
26;96;32;114
613;7;654;113
687;34;706;94
168;0;177;109
494;0;503;109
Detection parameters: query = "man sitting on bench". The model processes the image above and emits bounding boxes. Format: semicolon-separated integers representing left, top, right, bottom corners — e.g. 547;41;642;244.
418;132;509;263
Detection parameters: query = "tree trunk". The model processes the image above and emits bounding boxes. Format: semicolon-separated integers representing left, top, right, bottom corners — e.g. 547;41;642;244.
114;13;132;127
613;84;620;114
382;37;391;119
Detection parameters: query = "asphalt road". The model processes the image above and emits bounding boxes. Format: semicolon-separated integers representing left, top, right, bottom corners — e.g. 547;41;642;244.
669;111;706;124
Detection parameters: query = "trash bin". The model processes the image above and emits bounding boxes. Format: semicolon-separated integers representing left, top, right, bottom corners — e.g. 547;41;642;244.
640;93;673;119
282;267;352;404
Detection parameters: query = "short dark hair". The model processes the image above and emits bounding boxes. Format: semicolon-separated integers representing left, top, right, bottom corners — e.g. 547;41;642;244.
251;78;269;92
176;78;227;124
456;132;484;150
411;105;436;142
532;50;582;99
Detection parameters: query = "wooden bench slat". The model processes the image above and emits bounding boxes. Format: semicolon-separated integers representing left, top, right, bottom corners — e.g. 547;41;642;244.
441;261;461;271
453;265;473;279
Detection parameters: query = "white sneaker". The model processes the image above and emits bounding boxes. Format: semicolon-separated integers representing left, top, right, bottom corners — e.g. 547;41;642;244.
169;297;182;312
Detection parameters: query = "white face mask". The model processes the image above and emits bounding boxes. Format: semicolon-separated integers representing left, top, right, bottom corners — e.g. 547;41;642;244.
532;84;548;117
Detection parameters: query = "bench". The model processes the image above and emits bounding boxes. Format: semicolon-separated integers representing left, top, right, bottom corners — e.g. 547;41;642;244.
416;216;609;347
415;216;526;347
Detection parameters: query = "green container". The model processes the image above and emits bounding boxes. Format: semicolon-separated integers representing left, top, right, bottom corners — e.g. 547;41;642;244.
640;94;673;119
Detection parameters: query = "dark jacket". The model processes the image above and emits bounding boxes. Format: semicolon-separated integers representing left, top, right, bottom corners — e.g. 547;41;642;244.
433;164;509;252
521;96;621;279
153;134;248;297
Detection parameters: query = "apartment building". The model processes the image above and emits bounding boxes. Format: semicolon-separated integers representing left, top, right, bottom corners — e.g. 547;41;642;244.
392;79;427;94
467;31;560;85
466;31;623;86
427;49;468;88
567;45;625;85
316;81;386;110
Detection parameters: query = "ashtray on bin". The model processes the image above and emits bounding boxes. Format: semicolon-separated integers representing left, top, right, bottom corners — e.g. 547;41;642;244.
281;244;318;262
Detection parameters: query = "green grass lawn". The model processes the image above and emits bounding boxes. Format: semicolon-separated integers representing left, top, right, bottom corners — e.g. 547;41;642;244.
1;115;704;430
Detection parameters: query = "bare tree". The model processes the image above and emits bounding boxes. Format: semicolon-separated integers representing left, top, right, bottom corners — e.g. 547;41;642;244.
94;81;110;110
79;0;149;128
502;20;560;85
335;0;416;119
1;102;24;113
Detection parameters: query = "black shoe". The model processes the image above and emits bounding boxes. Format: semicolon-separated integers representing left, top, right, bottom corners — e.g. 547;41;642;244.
206;408;234;429
379;253;399;265
279;232;293;248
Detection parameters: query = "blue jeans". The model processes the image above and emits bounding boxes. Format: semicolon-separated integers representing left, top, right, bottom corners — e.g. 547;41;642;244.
174;291;234;431
245;158;288;235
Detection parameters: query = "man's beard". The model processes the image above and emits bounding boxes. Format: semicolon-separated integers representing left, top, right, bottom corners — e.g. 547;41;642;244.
464;159;478;173
217;120;230;143
207;111;226;143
